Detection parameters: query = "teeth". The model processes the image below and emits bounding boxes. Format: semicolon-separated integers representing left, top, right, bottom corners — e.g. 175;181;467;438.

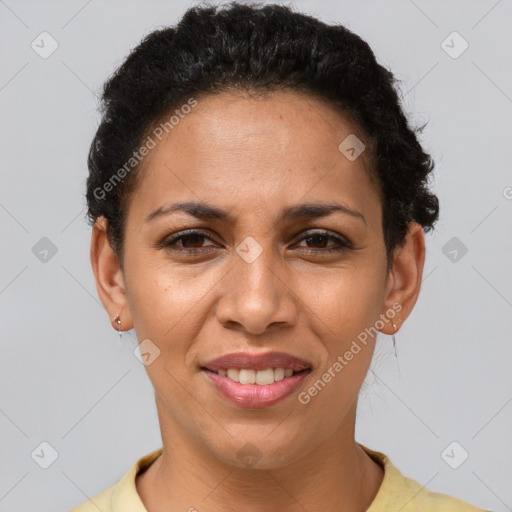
216;367;300;384
239;369;256;384
227;368;239;382
255;368;274;385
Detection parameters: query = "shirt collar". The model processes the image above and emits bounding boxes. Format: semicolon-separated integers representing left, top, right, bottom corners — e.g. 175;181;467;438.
111;447;163;511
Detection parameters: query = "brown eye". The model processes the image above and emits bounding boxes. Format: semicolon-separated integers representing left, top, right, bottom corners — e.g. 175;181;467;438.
161;230;217;253
159;228;352;256
174;233;209;248
303;234;330;248
294;230;352;254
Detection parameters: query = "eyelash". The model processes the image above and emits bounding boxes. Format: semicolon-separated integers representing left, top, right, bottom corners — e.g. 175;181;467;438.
159;229;353;255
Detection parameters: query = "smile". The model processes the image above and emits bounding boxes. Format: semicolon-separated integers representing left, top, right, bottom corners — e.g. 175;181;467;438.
201;351;312;408
214;367;295;384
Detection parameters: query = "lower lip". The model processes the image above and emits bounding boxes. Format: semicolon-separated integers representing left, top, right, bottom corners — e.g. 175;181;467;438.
203;370;310;409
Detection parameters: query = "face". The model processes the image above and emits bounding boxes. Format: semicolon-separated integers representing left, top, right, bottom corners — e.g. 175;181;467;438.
92;90;424;469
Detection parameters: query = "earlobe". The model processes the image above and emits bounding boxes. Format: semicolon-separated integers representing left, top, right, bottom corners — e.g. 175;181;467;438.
380;222;426;335
90;216;134;332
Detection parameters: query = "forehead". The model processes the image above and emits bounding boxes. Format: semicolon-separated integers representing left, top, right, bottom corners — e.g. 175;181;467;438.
127;90;381;229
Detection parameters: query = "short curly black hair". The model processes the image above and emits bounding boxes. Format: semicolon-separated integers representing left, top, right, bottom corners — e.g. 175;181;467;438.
86;1;439;272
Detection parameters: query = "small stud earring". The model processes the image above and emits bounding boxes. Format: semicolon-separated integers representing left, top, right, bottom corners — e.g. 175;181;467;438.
113;315;122;341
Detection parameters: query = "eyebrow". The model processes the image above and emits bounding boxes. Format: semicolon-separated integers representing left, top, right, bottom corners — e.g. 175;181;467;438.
145;200;366;225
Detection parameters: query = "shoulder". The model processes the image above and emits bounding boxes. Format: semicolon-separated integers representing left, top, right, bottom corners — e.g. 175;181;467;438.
68;484;115;512
68;447;163;512
359;444;488;512
400;472;487;511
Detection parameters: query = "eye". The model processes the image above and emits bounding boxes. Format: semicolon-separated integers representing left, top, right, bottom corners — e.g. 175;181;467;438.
159;228;353;256
293;230;353;254
161;229;217;253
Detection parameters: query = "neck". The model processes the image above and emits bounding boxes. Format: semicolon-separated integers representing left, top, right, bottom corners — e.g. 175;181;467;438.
136;400;384;512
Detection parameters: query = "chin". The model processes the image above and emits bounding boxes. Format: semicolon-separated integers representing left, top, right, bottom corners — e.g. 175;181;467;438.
203;423;313;470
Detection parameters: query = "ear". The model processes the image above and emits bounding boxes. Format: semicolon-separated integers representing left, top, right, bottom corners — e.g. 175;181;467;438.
90;216;134;333
379;222;426;335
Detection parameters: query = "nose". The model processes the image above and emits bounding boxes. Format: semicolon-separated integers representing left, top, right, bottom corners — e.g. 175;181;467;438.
215;242;298;336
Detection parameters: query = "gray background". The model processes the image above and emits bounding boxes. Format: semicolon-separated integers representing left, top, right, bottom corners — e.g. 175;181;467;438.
1;0;511;511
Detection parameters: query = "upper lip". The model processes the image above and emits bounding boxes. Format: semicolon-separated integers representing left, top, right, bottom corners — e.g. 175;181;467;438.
203;351;311;372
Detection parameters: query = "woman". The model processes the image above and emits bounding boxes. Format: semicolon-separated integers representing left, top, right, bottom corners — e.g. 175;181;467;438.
71;2;487;511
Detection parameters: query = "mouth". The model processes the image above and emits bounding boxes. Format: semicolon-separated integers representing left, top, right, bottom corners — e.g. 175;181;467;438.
201;351;312;408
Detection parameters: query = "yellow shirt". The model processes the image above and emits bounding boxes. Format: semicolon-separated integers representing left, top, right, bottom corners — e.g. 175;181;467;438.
69;443;487;511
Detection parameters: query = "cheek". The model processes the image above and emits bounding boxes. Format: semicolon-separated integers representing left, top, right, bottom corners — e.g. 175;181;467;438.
125;247;211;337
303;268;383;403
125;262;207;407
302;265;383;337
300;289;378;425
